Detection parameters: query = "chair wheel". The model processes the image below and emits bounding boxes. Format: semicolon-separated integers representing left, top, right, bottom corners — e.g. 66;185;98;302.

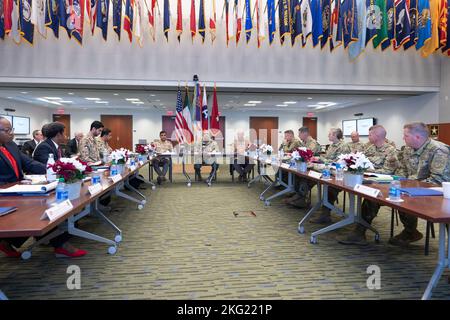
137;204;144;210
264;200;270;206
141;200;146;205
151;186;156;190
21;251;32;260
298;225;305;234
187;182;191;187
115;235;122;243
375;234;380;243
259;196;265;201
108;246;117;255
310;236;318;244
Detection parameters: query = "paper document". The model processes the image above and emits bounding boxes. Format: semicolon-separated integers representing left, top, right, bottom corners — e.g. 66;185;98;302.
0;181;58;194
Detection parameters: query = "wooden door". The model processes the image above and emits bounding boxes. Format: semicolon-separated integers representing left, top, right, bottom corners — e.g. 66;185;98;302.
100;115;133;150
249;117;279;147
52;114;70;143
302;117;318;140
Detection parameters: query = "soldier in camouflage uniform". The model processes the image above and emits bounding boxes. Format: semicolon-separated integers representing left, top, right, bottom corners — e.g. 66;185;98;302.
337;125;399;245
96;128;113;160
389;122;450;246
79;121;104;165
347;131;365;153
285;127;322;207
277;130;301;186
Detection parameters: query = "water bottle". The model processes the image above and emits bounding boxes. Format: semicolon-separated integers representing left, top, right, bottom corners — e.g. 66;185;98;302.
110;160;118;176
56;178;68;202
335;163;344;181
322;163;331;179
389;177;401;201
103;151;109;164
92;174;101;184
130;156;136;167
46;154;56;182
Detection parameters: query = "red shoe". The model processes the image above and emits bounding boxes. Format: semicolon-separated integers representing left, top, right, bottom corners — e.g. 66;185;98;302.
0;243;21;258
54;247;88;258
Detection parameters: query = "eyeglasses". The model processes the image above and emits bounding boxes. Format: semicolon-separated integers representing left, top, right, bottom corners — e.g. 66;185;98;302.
0;128;14;134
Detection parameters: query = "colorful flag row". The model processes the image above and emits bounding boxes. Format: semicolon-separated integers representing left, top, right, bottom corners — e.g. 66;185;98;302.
0;0;449;58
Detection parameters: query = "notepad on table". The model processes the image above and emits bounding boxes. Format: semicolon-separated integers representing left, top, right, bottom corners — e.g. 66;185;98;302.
398;187;443;196
0;181;58;195
0;206;17;216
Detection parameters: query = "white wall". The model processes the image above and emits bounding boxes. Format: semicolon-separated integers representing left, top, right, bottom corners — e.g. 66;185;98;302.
0;0;441;92
317;93;440;147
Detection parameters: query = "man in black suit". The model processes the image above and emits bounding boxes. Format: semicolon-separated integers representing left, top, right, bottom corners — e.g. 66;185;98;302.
33;122;66;164
65;132;84;157
21;129;43;157
0;117;87;258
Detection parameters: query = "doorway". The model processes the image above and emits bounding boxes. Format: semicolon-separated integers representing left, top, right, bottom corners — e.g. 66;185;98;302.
249;117;279;147
100;115;133;150
302;117;318;140
53;114;71;144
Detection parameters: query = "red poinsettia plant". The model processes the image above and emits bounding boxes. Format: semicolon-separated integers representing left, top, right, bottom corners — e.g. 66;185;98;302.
48;157;92;183
135;144;147;155
292;147;314;162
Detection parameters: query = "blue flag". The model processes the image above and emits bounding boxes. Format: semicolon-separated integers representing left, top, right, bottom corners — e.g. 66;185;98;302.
291;0;302;45
164;0;170;41
0;0;5;40
278;0;291;45
320;0;331;48
311;0;323;47
245;0;252;43
415;0;431;50
393;0;411;49
45;0;59;38
58;0;71;38
337;0;358;48
268;0;276;44
349;0;367;60
96;0;109;40
404;0;418;50
382;0;395;50
112;0;122;40
19;0;34;44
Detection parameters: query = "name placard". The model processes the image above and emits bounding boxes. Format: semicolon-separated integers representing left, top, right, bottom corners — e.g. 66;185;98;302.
110;174;122;183
265;159;272;164
354;184;381;198
281;163;290;169
139;161;144;166
41;200;73;222
308;171;322;179
88;183;103;196
129;165;137;171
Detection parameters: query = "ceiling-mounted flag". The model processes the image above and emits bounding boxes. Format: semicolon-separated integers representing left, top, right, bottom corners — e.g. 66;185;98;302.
311;0;323;47
394;0;411;49
19;0;34;44
349;0;367;59
421;0;440;57
337;0;358;48
235;0;243;44
135;0;144;46
256;0;265;47
45;0;59;38
96;0;109;40
320;0;331;48
442;0;450;54
71;0;85;44
163;0;169;41
267;0;276;44
198;0;205;43
301;0;313;46
112;0;122;40
86;0;97;35
190;0;196;41
176;0;182;42
415;0;431;50
58;0;72;38
9;0;21;43
245;0;252;43
226;0;235;45
278;0;291;45
210;0;216;43
146;0;156;41
381;0;395;50
124;0;133;42
329;0;341;51
366;0;387;49
31;0;46;38
438;0;447;49
404;0;418;50
0;0;4;39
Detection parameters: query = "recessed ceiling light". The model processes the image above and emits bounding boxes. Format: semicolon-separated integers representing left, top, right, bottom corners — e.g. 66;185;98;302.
44;97;62;100
83;108;87;110
126;98;140;101
154;99;161;102
248;101;262;104
283;101;297;104
244;104;256;107
113;93;119;96
60;101;73;103
68;92;74;95
21;91;28;94
377;98;383;101
7;97;13;99
276;104;288;107
86;97;101;101
317;102;336;105
132;101;145;104
307;97;313;100
150;94;156;97
37;98;62;106
95;101;109;104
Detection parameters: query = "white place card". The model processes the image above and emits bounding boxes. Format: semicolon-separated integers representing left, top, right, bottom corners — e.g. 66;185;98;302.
88;183;103;196
41;200;73;222
281;163;290;169
354;184;381;198
139;161;144;166
129;165;137;171
308;171;322;179
110;174;122;183
265;159;272;164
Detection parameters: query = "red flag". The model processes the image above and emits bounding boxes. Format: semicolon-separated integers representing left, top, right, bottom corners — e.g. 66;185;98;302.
4;0;13;33
236;0;242;44
86;0;97;35
124;0;134;42
176;0;182;42
147;0;156;41
190;0;196;41
210;0;216;43
210;85;220;132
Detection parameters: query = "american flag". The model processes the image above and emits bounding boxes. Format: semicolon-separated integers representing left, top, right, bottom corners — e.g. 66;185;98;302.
174;88;191;144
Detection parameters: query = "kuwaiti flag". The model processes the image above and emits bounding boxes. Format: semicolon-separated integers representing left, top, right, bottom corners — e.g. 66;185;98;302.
31;0;47;37
182;87;194;144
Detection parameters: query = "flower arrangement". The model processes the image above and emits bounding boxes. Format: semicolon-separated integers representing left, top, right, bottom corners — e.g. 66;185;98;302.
135;144;147;155
48;157;92;183
111;148;130;164
259;144;273;155
291;147;314;163
337;152;374;174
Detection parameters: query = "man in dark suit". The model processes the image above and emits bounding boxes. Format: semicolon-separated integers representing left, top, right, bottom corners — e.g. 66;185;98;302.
21;129;43;157
65;132;84;157
33;122;66;164
0;117;87;258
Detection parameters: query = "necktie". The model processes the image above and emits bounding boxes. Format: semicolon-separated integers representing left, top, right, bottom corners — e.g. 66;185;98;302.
58;147;62;159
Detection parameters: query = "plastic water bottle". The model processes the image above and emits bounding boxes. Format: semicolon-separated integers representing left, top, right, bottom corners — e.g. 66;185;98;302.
322;163;331;179
335;163;344;181
103;151;109;164
46;154;56;182
110;160;118;176
389;177;401;201
56;178;68;202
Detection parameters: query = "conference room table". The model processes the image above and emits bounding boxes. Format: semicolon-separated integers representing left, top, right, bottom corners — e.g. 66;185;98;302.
0;159;151;259
249;156;450;300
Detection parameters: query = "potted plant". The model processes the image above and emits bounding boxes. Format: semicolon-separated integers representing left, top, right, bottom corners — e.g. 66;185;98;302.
337;152;374;187
48;157;92;200
111;148;130;174
292;147;314;172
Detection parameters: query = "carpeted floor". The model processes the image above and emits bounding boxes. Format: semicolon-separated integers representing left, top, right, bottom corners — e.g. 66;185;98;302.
0;166;449;300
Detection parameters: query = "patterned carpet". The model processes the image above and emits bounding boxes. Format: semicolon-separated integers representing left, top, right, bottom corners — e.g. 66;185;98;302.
0;166;449;300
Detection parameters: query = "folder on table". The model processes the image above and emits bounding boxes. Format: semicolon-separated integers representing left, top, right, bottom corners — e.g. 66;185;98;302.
398;188;443;197
0;206;17;217
0;181;58;196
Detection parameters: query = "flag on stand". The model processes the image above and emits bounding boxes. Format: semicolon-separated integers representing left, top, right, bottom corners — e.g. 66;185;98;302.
182;87;194;144
175;87;193;144
210;85;220;133
201;85;209;132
